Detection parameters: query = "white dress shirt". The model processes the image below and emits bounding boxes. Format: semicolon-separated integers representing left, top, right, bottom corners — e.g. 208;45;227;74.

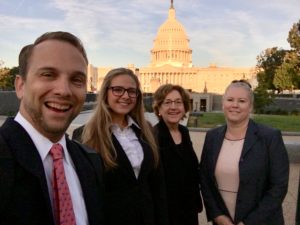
111;116;144;178
15;112;88;225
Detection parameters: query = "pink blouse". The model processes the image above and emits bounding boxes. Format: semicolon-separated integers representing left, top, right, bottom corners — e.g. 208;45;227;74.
215;138;244;220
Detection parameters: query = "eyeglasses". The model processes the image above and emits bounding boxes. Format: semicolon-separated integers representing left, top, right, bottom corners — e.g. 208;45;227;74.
231;79;252;88
108;86;139;98
162;99;183;107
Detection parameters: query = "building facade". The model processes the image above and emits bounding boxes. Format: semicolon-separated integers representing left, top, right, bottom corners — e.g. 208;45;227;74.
86;1;256;111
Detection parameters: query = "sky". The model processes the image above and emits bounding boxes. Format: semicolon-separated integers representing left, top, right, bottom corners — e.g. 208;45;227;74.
0;0;299;69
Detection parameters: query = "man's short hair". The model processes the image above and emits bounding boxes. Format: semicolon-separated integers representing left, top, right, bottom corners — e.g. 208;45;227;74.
18;31;88;77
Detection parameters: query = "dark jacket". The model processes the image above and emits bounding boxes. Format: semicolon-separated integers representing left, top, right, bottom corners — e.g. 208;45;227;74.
200;119;289;225
154;120;202;225
73;124;169;225
0;118;104;225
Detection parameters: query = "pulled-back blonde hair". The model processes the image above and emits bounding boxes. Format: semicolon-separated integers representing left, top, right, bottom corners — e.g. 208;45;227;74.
81;68;159;169
224;79;254;104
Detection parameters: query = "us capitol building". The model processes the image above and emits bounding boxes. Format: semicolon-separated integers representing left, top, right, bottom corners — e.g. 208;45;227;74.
87;1;256;111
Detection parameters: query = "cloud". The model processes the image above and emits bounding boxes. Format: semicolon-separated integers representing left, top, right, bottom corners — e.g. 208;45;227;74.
0;14;62;66
175;0;299;67
0;0;299;68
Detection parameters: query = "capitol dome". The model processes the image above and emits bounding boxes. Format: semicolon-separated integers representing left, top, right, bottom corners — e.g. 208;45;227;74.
150;1;192;67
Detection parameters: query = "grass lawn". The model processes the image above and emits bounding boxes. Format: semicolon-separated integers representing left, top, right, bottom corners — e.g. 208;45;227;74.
188;112;300;132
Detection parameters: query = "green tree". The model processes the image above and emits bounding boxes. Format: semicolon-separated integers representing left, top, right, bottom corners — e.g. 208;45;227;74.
287;20;300;54
9;66;19;84
256;47;286;91
274;61;296;92
286;20;300;89
253;86;273;113
0;67;12;90
0;66;18;90
256;20;300;94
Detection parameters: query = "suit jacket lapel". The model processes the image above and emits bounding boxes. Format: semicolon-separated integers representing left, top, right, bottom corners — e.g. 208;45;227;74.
156;120;184;159
66;139;102;225
0;118;54;223
137;137;153;181
241;119;259;159
211;125;227;172
112;134;137;179
111;124;154;181
130;124;153;181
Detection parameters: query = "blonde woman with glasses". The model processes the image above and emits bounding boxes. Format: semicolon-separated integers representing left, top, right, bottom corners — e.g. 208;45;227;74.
72;68;169;225
200;80;289;225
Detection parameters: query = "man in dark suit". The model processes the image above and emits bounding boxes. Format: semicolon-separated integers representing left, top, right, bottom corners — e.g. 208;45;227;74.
0;31;104;225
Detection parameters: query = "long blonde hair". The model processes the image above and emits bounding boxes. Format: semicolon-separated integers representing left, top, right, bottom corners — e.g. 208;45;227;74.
81;68;159;169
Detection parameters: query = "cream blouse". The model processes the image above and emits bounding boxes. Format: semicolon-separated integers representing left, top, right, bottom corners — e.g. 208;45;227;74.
215;138;244;220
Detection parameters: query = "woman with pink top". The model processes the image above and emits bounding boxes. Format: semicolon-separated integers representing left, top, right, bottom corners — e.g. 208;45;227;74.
200;80;289;225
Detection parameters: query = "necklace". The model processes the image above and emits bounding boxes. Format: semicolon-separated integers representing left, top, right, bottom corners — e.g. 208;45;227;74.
224;137;245;141
224;137;245;146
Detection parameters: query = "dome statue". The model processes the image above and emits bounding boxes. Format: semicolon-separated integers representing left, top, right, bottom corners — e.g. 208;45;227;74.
150;0;192;68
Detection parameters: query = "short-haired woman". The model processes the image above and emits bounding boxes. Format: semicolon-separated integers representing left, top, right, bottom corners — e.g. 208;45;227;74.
152;84;202;225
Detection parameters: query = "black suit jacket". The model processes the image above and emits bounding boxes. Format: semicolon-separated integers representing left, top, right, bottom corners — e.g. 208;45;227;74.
153;120;202;225
73;124;169;225
0;118;104;225
200;119;289;225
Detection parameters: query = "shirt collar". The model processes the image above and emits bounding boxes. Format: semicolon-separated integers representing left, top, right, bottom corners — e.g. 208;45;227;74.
127;116;140;129
14;112;71;164
111;115;140;130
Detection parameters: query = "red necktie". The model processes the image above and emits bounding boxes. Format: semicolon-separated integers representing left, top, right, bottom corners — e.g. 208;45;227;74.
50;143;76;225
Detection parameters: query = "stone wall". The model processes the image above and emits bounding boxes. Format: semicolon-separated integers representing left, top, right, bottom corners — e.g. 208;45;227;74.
1;91;300;116
212;94;222;111
0;91;19;116
265;98;300;113
0;92;100;116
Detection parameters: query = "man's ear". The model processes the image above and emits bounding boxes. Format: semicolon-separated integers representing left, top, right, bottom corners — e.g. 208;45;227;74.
15;75;25;100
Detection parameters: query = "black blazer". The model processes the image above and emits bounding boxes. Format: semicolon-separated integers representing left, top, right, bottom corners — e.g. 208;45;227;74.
154;120;202;225
0;118;104;225
200;119;289;225
73;124;169;225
